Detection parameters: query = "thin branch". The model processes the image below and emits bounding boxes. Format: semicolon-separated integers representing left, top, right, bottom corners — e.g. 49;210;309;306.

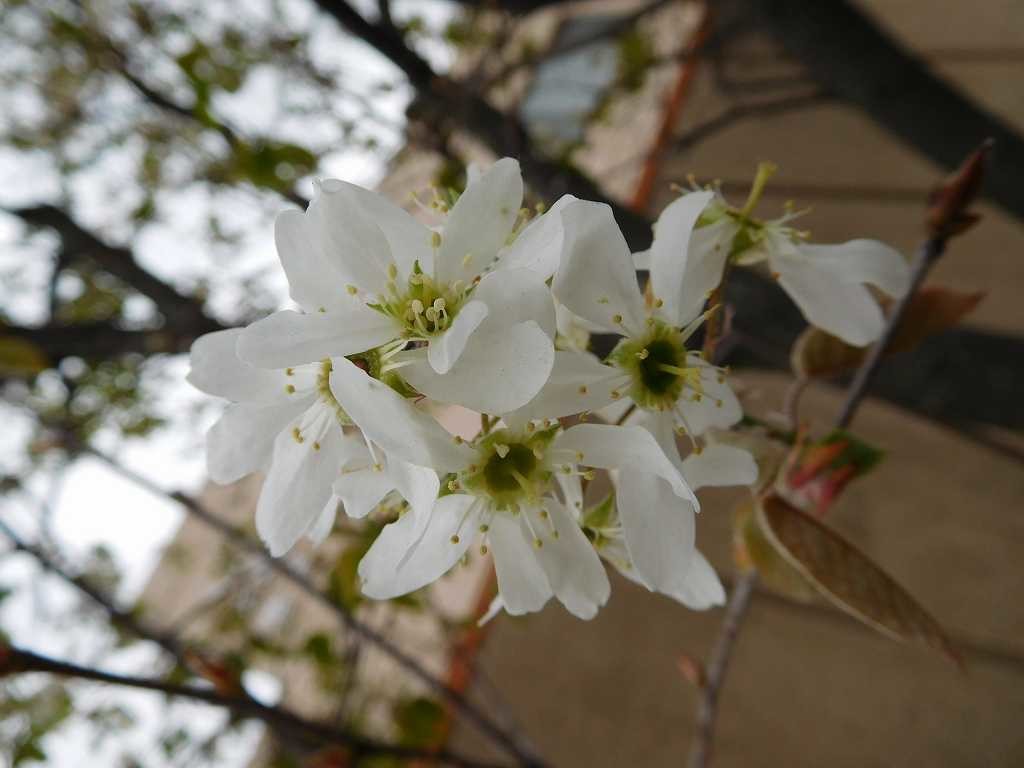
686;571;755;768
687;140;991;768
79;443;547;768
674;91;831;155
2;645;506;768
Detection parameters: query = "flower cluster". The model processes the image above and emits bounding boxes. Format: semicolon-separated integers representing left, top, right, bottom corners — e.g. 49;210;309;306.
188;158;909;620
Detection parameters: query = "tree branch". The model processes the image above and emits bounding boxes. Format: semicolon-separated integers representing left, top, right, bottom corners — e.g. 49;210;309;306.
1;645;506;768
740;0;1024;222
79;443;548;768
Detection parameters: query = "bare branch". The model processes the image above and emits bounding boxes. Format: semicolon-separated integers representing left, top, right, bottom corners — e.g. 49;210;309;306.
79;443;548;768
2;645;507;768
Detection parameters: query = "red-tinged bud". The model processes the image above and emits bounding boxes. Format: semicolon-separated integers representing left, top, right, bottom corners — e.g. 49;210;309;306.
184;650;245;697
781;429;883;518
677;653;707;689
926;139;992;239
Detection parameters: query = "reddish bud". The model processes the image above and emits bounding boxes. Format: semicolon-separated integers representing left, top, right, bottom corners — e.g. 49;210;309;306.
781;428;883;518
677;653;707;689
926;139;992;239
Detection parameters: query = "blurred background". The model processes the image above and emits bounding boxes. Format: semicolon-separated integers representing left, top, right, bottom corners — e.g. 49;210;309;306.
1;0;1022;766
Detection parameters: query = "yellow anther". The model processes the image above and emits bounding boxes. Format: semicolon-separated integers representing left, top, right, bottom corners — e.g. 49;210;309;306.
285;367;294;376
462;253;473;268
285;384;296;394
448;480;459;491
612;314;623;324
654;298;664;308
346;284;358;295
495;444;510;459
526;422;536;432
694;444;704;455
292;427;304;444
646;317;656;326
610;389;622;400
578;411;590;422
578;384;588;394
313;442;321;451
539;509;549;519
372;463;383;472
636;349;649;360
480;545;489;555
431;231;441;248
575;451;585;462
534;538;544;549
318;306;326;313
450;534;460;544
582;470;595;481
479;524;490;533
454;435;464;444
552;530;560;539
597;296;610;305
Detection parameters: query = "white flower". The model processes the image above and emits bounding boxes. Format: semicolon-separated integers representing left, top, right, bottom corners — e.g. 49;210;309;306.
585;442;759;609
328;357;702;620
190;330;438;557
235;158;569;414
499;196;757;597
665;165;911;346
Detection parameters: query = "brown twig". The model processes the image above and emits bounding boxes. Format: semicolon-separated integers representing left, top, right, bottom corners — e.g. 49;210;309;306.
79;443;547;768
1;645;506;768
686;139;991;768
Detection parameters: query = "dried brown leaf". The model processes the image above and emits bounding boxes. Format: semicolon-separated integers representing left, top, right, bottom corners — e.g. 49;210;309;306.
757;495;960;664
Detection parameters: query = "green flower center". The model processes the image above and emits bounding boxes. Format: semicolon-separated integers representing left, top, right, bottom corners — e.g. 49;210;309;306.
460;428;556;510
608;320;701;411
371;261;473;339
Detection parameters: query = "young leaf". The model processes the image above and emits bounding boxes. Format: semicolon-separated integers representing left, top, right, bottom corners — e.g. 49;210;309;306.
756;495;960;665
791;286;985;379
732;500;819;603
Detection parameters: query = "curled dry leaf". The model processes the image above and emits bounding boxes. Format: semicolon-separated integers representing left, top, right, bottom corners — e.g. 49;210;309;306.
791;286;986;379
756;495;961;665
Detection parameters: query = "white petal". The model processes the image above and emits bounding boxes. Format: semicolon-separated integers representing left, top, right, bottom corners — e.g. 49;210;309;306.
402;320;554;415
256;414;344;557
554;424;697;509
207;397;313;484
478;594;505;626
427;300;488;374
615;469;697;594
509;350;623;425
315;179;432;279
774;253;885;346
802;239;910;298
553;200;646;334
187;329;283;403
236;308;395;369
329;357;474;472
358;494;476;599
673;218;738;325
436;158;523;284
306;499;338;545
307;182;392;291
675;354;744;436
682;444;758;491
496;194;577;279
489;513;553;615
387;458;442;553
275;209;348;314
333;467;394;519
525;501;609;619
649;190;714;325
664;550;725;609
471;268;556;340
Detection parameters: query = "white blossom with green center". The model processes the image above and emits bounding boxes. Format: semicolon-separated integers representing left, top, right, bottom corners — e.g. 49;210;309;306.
497;196;758;599
233;158;579;415
327;357;704;620
663;162;912;346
